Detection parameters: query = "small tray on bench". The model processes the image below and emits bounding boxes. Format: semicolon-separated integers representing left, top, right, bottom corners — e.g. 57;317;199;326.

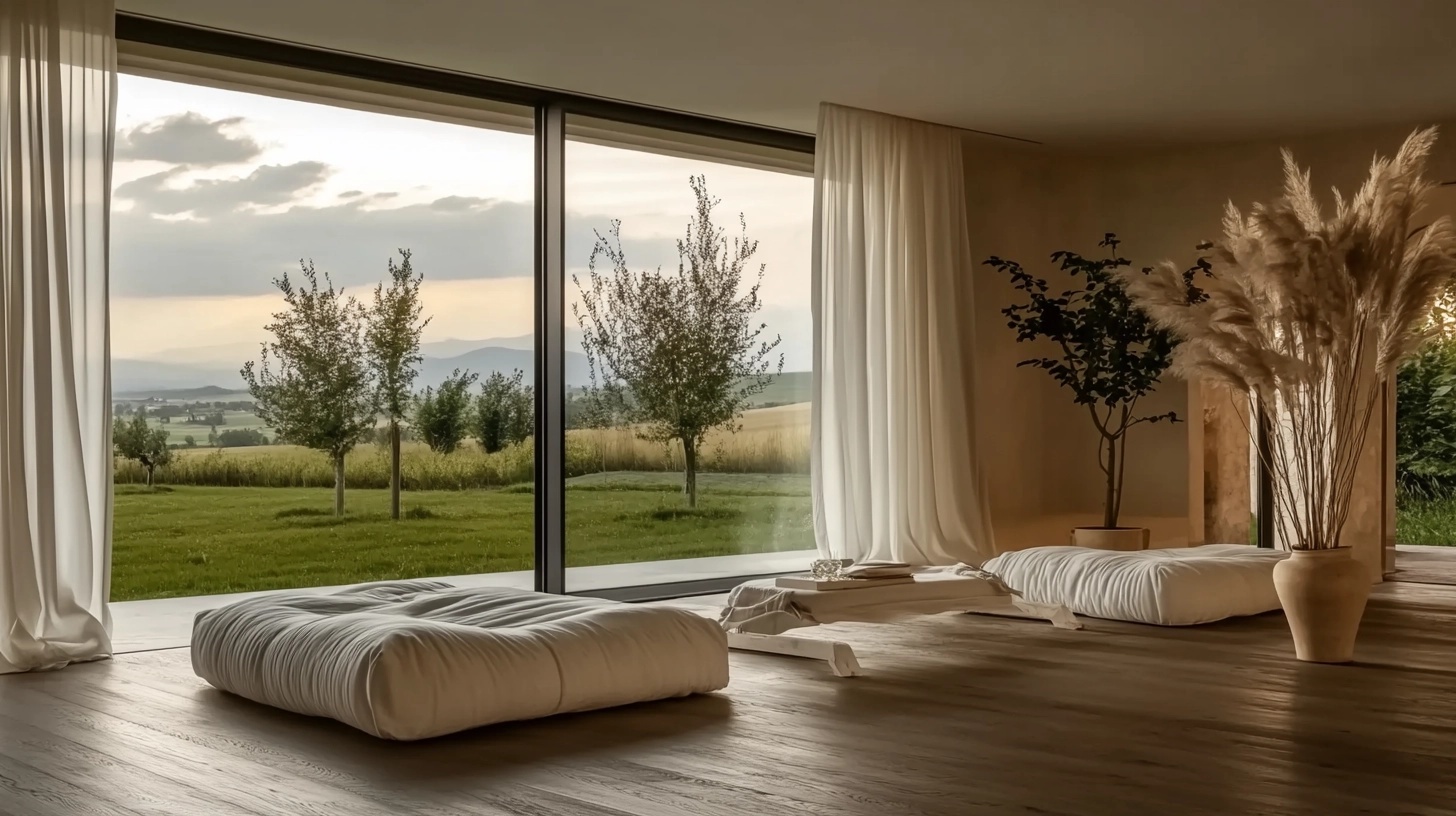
775;575;915;591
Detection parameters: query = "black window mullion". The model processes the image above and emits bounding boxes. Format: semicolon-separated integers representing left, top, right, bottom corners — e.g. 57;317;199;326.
533;104;567;594
1256;397;1276;548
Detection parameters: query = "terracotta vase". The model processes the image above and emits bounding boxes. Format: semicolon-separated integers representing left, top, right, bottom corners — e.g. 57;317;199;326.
1071;527;1149;551
1272;546;1371;663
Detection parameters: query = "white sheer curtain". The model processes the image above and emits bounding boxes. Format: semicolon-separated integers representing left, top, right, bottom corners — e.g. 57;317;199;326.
811;103;993;566
0;0;115;673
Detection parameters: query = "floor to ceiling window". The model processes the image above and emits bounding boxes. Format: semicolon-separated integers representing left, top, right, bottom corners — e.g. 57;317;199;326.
110;70;537;600
561;117;817;592
110;22;816;605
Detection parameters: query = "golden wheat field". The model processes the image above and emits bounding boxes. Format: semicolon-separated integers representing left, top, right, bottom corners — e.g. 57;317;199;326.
116;403;811;488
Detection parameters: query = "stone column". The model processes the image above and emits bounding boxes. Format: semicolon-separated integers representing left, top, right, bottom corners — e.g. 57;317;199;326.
1192;380;1253;547
1340;381;1394;583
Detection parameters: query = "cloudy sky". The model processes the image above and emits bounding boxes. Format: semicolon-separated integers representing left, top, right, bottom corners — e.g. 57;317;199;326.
111;73;814;372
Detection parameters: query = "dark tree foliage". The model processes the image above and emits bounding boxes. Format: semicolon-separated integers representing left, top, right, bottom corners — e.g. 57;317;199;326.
474;369;532;454
1395;273;1456;499
985;234;1208;527
214;428;269;448
185;410;226;427
113;410;172;487
415;369;479;455
1397;336;1456;496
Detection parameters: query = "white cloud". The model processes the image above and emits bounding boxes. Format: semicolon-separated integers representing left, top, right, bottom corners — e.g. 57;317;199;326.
116;112;264;166
111;72;813;371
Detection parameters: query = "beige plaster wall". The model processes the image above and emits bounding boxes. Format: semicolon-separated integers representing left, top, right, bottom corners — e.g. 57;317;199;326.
968;119;1456;554
960;134;1074;548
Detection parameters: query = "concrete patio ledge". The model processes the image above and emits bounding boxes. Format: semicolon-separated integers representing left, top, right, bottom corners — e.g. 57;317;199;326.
110;550;815;653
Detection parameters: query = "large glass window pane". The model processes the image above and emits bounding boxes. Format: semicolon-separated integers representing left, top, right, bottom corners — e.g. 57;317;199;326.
110;71;535;601
563;117;816;592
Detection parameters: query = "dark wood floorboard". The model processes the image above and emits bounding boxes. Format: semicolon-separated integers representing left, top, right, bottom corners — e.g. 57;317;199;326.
3;582;1456;815
1393;546;1456;586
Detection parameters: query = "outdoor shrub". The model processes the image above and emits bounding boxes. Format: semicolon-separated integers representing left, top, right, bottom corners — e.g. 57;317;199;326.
1397;335;1456;496
215;428;269;447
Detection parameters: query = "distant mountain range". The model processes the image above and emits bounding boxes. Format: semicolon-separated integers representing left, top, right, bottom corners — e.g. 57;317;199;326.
117;384;245;401
119;371;813;410
113;335;591;397
113;329;813;404
420;331;571;357
112;359;251;395
419;346;592;389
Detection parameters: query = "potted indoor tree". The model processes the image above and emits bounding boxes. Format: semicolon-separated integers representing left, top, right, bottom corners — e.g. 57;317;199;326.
1123;128;1456;663
986;238;1208;550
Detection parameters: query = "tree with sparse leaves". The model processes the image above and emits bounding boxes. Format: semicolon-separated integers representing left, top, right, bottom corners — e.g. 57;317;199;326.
113;409;172;487
573;176;782;507
985;234;1208;528
416;369;479;454
242;260;377;516
474;369;532;454
366;249;429;520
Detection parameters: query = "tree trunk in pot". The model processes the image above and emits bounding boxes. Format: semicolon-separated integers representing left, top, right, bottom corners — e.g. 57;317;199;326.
1272;547;1370;663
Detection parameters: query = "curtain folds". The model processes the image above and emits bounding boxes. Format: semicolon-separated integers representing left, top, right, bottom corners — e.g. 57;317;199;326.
811;103;993;566
0;0;116;673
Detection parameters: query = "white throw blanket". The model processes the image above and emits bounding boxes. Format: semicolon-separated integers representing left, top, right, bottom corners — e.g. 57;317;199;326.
720;565;1079;635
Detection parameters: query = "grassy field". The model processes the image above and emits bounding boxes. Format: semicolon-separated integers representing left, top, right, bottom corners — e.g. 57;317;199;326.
1397;495;1456;546
116;403;811;488
112;473;812;601
136;409;272;441
749;371;811;406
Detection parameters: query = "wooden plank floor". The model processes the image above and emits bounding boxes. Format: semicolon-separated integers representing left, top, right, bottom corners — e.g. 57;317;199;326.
1393;546;1456;586
2;583;1455;816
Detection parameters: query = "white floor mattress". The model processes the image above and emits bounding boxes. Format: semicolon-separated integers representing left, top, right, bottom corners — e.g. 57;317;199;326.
982;544;1288;626
192;581;729;740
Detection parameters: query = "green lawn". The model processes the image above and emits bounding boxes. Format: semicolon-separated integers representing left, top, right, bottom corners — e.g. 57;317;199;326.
112;475;812;601
1397;495;1456;546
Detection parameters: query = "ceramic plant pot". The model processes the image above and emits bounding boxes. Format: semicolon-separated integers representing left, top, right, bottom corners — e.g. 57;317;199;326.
1272;546;1371;663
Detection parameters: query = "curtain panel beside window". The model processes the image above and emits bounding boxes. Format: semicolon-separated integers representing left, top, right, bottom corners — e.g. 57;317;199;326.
0;0;116;673
811;103;993;566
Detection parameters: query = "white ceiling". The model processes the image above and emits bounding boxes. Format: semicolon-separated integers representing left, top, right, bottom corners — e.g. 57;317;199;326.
117;0;1456;146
